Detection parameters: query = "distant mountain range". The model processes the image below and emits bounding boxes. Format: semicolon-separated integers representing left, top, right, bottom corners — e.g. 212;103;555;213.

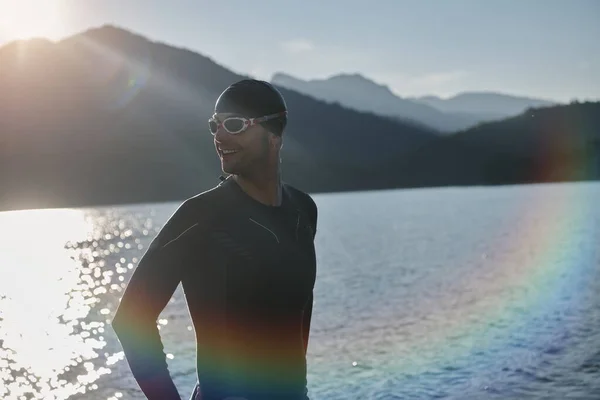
409;92;557;118
0;25;598;212
271;72;557;133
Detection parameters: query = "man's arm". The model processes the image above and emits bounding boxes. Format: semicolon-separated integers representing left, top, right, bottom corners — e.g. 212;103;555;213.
302;291;313;356
303;194;318;356
111;201;196;400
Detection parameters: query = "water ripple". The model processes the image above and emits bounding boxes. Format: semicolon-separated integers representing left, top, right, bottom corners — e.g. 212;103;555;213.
1;182;599;399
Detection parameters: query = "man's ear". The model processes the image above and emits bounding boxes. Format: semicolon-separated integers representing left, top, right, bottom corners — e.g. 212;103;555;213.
269;132;282;149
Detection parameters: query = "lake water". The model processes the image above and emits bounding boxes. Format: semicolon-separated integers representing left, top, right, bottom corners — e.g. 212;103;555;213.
1;181;599;400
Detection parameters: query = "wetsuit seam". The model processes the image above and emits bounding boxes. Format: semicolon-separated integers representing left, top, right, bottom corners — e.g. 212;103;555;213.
161;222;200;249
248;217;280;244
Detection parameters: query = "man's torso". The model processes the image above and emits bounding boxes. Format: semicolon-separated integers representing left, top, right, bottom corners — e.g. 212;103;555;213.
172;177;317;398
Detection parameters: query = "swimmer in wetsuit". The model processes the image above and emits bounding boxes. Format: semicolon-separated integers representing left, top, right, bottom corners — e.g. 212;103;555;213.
112;80;318;400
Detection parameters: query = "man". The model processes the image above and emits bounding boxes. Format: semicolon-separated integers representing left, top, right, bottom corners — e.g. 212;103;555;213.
112;79;318;400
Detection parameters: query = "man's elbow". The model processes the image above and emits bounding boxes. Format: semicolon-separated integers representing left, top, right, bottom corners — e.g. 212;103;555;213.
111;305;137;339
111;304;157;340
111;309;127;337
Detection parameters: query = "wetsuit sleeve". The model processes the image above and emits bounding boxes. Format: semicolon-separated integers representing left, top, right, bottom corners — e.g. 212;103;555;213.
302;292;313;356
112;201;197;400
302;196;318;356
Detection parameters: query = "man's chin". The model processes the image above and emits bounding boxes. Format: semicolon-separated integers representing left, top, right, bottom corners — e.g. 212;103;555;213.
221;163;238;175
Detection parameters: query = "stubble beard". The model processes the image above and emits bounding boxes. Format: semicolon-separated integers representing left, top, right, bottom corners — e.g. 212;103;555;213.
224;134;276;178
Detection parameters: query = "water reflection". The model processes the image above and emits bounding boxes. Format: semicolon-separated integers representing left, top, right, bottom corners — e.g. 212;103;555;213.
0;209;125;400
2;183;599;399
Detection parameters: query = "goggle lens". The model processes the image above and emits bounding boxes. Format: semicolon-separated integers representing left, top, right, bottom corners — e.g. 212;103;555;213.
223;118;245;133
208;120;218;134
209;117;246;135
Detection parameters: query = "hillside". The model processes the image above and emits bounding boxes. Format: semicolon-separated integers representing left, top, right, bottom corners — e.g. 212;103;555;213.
1;26;597;212
0;25;438;211
394;101;600;187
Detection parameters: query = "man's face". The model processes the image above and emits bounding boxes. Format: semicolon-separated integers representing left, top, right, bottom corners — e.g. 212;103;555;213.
212;113;275;175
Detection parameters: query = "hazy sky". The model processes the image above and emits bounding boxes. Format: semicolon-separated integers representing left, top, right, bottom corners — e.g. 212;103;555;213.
1;0;598;102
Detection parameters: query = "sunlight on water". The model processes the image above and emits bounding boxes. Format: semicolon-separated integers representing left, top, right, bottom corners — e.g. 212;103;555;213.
1;183;599;399
0;209;120;400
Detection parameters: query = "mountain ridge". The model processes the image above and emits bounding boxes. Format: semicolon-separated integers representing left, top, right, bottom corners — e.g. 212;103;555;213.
410;91;557;117
271;72;557;132
0;25;438;211
0;25;597;212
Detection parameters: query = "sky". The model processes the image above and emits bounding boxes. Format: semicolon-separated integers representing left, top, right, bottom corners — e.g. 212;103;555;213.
0;0;598;102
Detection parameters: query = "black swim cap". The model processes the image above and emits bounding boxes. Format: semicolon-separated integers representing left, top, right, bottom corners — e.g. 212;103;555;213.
214;79;288;136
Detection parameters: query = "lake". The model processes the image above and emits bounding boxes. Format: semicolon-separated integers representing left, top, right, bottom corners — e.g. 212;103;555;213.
1;181;599;400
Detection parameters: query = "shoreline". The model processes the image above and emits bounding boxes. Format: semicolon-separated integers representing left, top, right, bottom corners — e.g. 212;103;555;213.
2;178;599;213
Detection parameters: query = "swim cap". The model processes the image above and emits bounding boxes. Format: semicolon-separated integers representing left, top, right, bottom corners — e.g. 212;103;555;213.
214;79;288;135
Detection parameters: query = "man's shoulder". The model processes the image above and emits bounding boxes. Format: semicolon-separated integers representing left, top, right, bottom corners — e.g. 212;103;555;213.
283;183;317;214
169;180;232;220
187;181;230;204
284;183;318;237
156;181;230;242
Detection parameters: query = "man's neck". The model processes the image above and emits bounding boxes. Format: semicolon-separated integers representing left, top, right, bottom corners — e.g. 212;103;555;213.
233;166;283;206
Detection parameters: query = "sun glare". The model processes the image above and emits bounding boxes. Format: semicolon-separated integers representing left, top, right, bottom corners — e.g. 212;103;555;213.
0;209;108;399
0;0;64;41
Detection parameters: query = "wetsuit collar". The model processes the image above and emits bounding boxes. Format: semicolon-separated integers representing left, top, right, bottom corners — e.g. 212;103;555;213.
219;174;289;209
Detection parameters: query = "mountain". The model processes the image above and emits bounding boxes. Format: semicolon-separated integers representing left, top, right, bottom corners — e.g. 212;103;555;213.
271;73;558;134
271;72;479;133
394;101;600;187
0;25;439;212
410;92;557;118
1;26;597;213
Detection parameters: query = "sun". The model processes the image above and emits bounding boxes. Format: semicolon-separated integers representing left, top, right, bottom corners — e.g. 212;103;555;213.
0;0;64;41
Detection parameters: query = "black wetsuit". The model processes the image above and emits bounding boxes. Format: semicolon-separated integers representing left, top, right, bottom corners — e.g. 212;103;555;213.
112;176;318;400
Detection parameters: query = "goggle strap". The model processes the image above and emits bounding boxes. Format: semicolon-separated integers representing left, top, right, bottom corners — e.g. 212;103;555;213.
253;111;287;123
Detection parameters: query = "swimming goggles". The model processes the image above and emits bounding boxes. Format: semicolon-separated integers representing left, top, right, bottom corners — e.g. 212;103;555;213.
208;111;287;135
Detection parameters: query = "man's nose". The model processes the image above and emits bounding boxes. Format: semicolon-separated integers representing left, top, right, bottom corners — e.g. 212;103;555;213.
213;125;230;142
